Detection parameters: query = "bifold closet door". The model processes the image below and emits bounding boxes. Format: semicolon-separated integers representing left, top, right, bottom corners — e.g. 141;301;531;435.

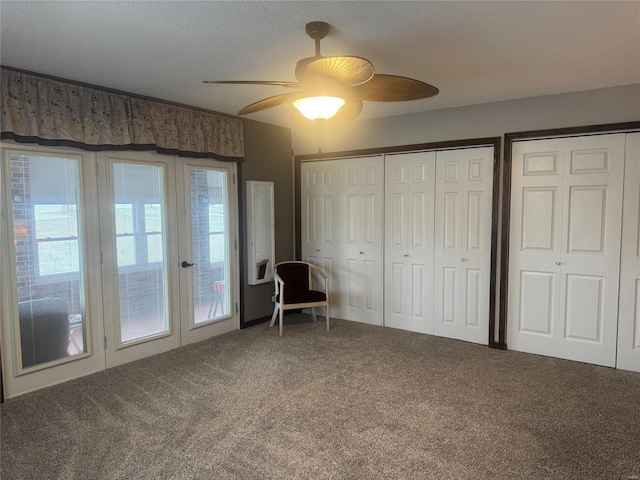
618;132;640;372
384;152;436;334
338;156;384;325
433;147;494;345
300;161;341;313
507;134;624;367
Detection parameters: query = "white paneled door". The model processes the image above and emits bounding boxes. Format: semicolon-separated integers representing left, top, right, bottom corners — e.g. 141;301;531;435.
300;160;340;315
384;152;436;334
618;132;640;372
339;156;384;325
507;134;625;367
434;147;494;344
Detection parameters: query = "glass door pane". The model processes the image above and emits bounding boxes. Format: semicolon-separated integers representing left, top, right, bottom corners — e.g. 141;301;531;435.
112;162;169;345
6;153;88;370
189;168;230;324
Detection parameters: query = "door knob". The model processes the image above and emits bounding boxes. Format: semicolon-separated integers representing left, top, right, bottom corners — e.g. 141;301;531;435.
461;258;467;262
555;261;561;266
316;249;320;252
403;254;409;257
181;261;195;268
359;251;364;255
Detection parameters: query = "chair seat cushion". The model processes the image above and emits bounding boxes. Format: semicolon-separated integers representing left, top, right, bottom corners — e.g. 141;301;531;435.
277;289;327;305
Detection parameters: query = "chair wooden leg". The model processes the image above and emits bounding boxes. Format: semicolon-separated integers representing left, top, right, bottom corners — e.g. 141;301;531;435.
326;306;330;331
270;304;279;327
310;307;318;322
279;305;284;336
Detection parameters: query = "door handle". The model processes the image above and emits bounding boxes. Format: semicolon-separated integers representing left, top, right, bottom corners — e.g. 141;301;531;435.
359;251;364;255
181;261;195;268
555;261;561;266
461;258;467;262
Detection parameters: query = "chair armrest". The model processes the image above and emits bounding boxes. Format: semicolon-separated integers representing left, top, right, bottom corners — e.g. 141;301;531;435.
309;264;329;291
273;270;284;296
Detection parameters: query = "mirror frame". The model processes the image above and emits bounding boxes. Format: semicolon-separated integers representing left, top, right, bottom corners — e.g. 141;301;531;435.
246;181;275;285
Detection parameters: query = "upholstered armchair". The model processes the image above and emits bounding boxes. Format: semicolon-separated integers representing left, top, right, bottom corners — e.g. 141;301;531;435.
269;261;330;336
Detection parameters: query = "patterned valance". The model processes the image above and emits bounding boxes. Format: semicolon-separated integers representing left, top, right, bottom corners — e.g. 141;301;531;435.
1;67;244;161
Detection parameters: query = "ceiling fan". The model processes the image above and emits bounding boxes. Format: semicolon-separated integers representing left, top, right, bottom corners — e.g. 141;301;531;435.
203;21;439;121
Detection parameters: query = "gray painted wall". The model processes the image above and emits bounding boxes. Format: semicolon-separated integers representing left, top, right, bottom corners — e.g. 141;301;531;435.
240;119;293;324
293;84;640;154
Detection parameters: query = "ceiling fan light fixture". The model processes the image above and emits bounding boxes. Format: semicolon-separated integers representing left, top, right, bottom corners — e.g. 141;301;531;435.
292;96;346;120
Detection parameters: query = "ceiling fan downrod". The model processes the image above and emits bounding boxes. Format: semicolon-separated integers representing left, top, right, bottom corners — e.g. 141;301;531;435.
305;21;330;57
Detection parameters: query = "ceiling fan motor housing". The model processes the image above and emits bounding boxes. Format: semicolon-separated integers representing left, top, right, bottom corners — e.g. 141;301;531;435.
306;21;330;40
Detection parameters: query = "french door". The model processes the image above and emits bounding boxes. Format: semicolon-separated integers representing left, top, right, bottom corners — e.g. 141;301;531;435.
1;144;238;397
97;152;181;367
1;145;105;397
175;159;237;346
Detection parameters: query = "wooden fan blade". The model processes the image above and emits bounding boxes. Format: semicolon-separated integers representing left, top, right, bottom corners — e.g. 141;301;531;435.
237;91;306;116
203;80;303;89
356;74;439;102
303;56;375;86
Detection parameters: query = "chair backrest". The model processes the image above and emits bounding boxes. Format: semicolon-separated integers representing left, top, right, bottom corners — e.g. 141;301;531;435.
275;262;310;296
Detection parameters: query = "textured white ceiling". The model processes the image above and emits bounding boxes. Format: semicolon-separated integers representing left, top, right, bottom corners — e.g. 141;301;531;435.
1;1;638;127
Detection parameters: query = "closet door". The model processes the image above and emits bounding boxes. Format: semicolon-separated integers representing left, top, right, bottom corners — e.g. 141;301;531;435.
384;152;436;333
506;138;565;358
300;161;340;312
618;132;640;372
434;147;494;344
339;156;384;325
508;134;625;367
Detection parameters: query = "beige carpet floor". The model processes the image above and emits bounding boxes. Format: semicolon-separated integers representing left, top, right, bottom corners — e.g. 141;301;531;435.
1;315;639;480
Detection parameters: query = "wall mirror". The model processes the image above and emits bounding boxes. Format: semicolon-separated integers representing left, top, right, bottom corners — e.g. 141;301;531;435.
246;181;275;285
